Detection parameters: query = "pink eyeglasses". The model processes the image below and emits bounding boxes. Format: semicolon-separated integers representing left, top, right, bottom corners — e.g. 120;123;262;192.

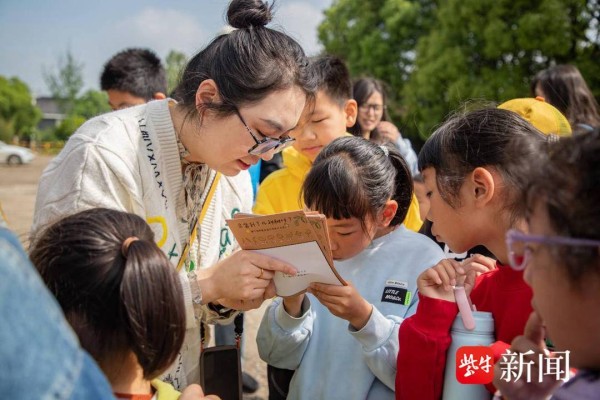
506;229;600;270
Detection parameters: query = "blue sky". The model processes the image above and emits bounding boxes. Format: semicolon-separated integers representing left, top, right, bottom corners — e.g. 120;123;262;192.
0;0;333;96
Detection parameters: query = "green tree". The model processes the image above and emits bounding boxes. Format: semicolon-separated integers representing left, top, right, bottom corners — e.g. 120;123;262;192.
0;76;42;141
319;0;436;85
72;89;111;119
404;0;600;137
318;0;438;137
319;0;600;140
44;51;113;140
166;50;188;94
43;49;84;114
53;114;86;141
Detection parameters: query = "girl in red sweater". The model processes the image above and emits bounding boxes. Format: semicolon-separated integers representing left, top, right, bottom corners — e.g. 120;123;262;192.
395;108;547;399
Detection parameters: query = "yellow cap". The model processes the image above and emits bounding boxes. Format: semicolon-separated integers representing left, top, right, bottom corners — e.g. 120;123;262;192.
498;97;572;136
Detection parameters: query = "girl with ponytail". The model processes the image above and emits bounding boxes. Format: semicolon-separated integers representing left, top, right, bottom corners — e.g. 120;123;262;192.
30;208;189;400
257;136;445;399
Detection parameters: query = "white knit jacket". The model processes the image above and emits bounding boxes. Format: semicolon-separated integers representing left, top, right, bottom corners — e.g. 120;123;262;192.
32;99;253;388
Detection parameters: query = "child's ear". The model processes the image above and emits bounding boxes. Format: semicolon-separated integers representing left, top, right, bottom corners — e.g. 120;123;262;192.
153;92;167;100
379;199;398;227
195;79;220;107
344;99;358;128
470;167;495;207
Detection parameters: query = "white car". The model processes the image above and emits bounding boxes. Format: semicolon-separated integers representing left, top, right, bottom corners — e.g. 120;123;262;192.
0;141;35;165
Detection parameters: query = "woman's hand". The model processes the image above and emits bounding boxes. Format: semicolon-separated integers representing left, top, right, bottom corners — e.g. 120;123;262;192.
198;250;296;309
309;281;372;330
376;121;401;143
493;311;563;399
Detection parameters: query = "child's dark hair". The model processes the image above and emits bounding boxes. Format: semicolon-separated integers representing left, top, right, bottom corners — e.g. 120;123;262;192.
350;77;390;136
526;128;600;283
303;136;413;229
531;65;600;133
173;0;316;122
418;108;546;222
308;55;352;107
29;208;185;380
100;48;167;100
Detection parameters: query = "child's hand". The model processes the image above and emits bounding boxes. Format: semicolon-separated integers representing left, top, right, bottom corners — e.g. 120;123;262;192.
493;311;563;399
283;292;306;318
460;254;497;296
417;256;495;302
417;258;464;302
180;383;221;400
309;281;372;330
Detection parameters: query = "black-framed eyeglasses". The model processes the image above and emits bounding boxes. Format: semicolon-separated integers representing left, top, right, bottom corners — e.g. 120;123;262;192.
235;109;295;156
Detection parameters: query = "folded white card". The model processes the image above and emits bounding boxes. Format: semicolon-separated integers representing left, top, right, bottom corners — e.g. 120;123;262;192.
252;241;344;296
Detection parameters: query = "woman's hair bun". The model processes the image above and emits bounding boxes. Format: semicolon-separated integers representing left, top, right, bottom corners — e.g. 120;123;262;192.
227;0;274;29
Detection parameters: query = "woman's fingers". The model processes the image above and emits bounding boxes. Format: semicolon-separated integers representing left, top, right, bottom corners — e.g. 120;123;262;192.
377;121;400;141
245;251;297;275
210;250;297;303
257;267;274;280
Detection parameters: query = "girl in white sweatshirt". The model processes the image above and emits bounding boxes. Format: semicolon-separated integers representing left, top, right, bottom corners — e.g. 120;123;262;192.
257;137;445;399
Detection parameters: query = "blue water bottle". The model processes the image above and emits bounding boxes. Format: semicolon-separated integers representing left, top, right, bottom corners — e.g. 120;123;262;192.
442;310;495;400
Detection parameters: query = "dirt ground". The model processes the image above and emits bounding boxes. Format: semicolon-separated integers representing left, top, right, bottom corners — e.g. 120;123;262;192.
0;154;270;400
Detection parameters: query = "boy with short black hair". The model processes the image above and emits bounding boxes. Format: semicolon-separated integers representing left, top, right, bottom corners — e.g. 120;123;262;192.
100;48;167;110
254;55;422;231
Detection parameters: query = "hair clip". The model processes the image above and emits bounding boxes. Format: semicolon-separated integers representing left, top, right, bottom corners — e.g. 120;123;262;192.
379;145;389;157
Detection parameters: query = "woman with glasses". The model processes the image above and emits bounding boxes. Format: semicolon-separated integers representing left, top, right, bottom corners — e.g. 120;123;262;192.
31;0;316;389
351;77;419;176
351;77;389;140
494;129;600;399
394;108;547;400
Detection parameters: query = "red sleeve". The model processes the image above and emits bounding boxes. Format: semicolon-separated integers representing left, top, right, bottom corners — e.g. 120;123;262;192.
396;293;458;400
490;340;510;364
479;340;511;394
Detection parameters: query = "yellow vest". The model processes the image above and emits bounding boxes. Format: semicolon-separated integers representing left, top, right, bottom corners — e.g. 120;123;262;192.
254;146;423;232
